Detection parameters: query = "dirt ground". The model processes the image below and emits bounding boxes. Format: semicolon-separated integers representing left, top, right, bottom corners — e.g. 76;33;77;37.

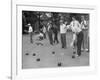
22;32;89;69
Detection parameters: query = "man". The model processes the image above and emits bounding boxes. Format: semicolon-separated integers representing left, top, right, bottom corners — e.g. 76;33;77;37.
36;31;44;41
69;16;83;57
81;16;89;52
47;21;54;45
42;25;46;39
60;20;67;49
53;22;59;44
28;23;33;43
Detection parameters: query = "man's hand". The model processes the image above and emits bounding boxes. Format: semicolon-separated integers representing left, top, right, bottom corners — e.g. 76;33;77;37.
24;30;28;32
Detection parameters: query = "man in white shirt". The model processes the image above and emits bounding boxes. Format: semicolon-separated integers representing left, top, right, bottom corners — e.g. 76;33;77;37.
28;23;33;43
70;16;81;48
42;25;46;39
81;16;89;52
69;16;83;57
60;20;67;48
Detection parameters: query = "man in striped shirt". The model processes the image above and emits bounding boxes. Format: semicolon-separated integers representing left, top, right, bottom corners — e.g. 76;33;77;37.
69;16;83;57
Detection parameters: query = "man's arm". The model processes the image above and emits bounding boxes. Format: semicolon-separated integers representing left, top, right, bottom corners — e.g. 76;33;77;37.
77;21;81;29
67;22;72;30
85;20;89;29
81;20;88;29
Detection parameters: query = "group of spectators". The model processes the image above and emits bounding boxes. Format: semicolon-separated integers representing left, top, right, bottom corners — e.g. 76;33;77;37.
25;15;89;57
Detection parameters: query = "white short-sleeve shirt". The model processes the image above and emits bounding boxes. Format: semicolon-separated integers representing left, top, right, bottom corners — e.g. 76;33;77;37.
43;26;46;33
60;24;67;34
28;26;33;33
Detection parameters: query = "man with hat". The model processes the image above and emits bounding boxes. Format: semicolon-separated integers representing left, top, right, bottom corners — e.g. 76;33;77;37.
28;23;33;43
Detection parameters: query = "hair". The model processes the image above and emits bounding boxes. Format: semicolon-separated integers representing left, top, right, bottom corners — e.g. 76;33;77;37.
72;16;76;19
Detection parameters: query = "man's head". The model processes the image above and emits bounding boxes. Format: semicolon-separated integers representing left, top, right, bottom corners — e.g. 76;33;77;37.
72;16;76;21
81;16;85;21
60;20;64;25
64;21;68;25
49;21;52;24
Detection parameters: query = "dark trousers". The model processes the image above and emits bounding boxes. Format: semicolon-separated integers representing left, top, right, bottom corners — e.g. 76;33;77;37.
76;31;83;56
43;32;46;39
30;32;33;43
82;29;88;49
61;34;66;48
88;36;89;52
48;31;53;45
54;32;59;43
